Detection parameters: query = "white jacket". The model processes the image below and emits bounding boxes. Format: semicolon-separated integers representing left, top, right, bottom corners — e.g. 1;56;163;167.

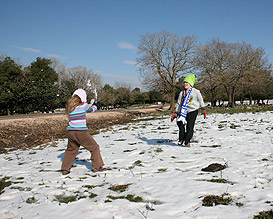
175;87;205;114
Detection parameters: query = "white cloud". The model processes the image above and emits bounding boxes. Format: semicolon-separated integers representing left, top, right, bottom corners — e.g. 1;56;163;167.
46;54;69;60
14;46;41;53
124;60;137;65
118;41;136;50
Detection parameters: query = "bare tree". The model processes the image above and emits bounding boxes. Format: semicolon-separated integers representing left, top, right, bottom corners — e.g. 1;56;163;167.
228;42;269;106
195;39;225;106
114;81;132;91
50;58;66;76
67;66;94;90
137;30;197;110
238;52;272;104
196;39;271;107
66;66;102;99
114;82;132;107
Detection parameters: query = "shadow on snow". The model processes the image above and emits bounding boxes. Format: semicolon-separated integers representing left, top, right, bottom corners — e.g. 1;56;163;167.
139;137;178;147
58;151;93;170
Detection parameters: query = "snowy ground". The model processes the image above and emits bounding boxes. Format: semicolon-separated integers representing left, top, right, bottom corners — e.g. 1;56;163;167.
0;111;273;219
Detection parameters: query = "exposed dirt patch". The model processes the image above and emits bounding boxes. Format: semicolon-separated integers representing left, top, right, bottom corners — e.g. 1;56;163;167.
0;106;167;154
201;163;227;172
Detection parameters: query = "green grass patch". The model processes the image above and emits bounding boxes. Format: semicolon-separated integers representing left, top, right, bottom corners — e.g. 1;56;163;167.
236;202;244;207
230;123;240;129
175;161;191;164
114;139;127;141
123;149;137;152
157;168;167;172
16;177;24;180
39;169;60;172
91;130;100;135
207;105;273;114
218;124;225;129
260;158;270;162
10;186;32;191
155;147;163;153
55;195;77;204
196;178;233;184
28;151;37;155
109;183;132;192
157;126;169;130
253;209;273;218
104;199;112;203
202;193;232;206
89;193;97;199
4;157;13;161
0;177;12;194
133;160;143;166
106;194;163;205
83;184;105;190
83;185;96;189
26;196;38;204
107;194;143;202
79;176;88;180
200;145;221;148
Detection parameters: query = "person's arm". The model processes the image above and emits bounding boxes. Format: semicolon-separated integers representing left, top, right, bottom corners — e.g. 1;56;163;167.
197;90;205;109
86;102;97;113
197;90;206;119
175;91;183;114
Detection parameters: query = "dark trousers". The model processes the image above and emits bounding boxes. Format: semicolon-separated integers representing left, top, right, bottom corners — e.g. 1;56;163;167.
177;110;198;144
61;131;104;172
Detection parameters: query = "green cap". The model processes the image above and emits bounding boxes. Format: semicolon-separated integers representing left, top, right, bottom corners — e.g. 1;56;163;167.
184;74;197;87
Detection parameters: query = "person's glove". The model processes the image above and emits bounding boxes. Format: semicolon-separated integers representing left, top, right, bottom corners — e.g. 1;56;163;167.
171;113;177;122
202;107;206;119
94;101;101;110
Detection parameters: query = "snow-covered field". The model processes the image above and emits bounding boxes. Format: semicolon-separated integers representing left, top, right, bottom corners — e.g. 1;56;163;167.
1;111;273;219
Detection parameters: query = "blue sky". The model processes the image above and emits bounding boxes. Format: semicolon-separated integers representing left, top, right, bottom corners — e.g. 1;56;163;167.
1;0;272;89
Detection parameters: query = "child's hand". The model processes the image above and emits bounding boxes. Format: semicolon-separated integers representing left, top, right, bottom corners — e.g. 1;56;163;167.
90;99;95;106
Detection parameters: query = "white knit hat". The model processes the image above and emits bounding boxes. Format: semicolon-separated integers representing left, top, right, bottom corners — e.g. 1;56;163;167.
73;89;87;103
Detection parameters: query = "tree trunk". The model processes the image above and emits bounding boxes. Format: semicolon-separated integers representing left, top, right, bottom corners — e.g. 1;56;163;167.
170;87;176;111
228;92;233;107
249;95;253;105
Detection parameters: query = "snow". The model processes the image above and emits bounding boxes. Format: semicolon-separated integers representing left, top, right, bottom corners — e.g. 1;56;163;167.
0;111;273;219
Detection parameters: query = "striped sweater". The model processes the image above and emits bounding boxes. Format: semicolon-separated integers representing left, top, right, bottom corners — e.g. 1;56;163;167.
67;103;97;131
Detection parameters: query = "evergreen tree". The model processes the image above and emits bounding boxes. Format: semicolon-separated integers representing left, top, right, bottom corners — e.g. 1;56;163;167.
0;56;23;115
24;57;58;112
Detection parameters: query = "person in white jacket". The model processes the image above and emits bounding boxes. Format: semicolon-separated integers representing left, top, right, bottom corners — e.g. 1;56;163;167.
172;74;206;147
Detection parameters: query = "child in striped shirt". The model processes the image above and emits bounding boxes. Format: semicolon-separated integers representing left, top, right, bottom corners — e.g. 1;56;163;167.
61;89;106;175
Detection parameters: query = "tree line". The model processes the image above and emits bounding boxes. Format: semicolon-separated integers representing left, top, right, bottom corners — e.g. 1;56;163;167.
0;56;164;115
1;30;273;115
